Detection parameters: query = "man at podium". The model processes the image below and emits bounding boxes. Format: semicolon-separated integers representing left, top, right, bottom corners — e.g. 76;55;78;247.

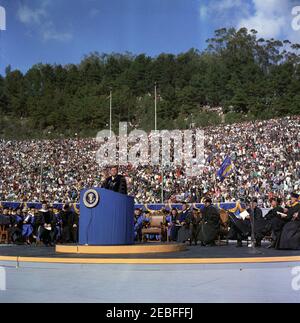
102;166;127;195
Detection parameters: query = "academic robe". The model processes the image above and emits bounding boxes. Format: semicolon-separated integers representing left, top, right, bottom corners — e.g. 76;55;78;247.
22;214;34;238
102;175;127;195
134;214;145;242
60;210;76;243
189;214;202;244
264;206;285;242
228;207;266;242
39;210;55;245
248;207;268;241
177;210;192;243
198;205;220;244
279;203;300;250
166;214;178;242
8;215;23;243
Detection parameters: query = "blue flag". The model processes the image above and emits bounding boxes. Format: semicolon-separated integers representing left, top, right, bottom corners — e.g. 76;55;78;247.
217;156;233;181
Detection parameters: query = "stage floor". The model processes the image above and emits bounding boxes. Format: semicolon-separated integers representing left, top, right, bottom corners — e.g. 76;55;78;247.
1;243;300;302
0;242;300;264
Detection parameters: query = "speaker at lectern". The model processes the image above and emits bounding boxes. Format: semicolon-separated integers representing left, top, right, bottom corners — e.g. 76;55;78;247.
79;188;134;246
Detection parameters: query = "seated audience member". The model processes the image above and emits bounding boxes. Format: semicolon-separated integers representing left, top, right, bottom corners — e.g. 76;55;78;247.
189;208;202;246
177;203;192;243
166;208;179;242
198;197;220;247
8;208;23;244
278;193;300;250
39;202;55;246
134;208;144;242
22;208;34;245
52;208;62;243
247;198;268;247
264;198;285;248
228;198;266;247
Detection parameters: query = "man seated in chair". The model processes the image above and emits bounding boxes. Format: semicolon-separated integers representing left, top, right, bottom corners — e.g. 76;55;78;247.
278;193;300;250
8;208;23;244
264;197;285;249
189;208;202;246
177;202;192;243
228;198;266;247
39;202;55;246
134;208;144;242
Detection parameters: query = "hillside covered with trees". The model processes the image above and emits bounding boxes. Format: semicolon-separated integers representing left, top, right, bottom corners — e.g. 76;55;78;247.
1;28;300;139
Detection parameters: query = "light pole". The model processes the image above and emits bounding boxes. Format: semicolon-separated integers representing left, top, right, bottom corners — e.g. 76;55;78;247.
154;82;157;131
109;88;112;137
39;131;51;202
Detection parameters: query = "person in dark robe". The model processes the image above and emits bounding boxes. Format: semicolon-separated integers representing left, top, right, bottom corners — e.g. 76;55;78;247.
134;208;143;242
189;208;202;246
198;197;220;246
102;166;127;195
7;208;23;244
71;211;79;243
248;198;267;247
39;202;55;246
166;208;179;242
22;208;34;245
0;208;11;226
227;211;251;247
177;203;192;243
278;193;300;250
228;198;266;247
52;208;62;243
60;203;76;243
264;197;285;248
33;207;43;242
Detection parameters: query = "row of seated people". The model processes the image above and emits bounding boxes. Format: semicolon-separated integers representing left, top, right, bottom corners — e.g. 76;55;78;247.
134;193;300;250
0;202;79;246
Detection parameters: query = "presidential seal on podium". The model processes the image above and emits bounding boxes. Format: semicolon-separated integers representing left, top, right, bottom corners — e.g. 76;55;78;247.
83;189;100;208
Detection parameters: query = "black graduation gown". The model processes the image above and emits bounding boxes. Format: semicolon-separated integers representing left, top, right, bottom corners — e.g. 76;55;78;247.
177;211;192;243
249;207;268;240
7;215;23;243
264;206;285;240
190;215;202;243
199;205;220;244
279;203;300;250
102;175;127;195
39;211;55;244
61;210;75;243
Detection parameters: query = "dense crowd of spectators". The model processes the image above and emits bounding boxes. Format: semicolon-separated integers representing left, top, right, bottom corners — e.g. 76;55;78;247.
0;116;299;207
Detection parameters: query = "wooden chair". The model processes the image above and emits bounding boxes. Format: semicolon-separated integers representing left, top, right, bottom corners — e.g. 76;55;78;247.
216;210;230;246
141;215;167;243
0;225;9;244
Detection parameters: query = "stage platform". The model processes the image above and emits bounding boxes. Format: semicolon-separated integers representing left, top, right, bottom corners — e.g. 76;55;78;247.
1;243;300;265
56;243;186;254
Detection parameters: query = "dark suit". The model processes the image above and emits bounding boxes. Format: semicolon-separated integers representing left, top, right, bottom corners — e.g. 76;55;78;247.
102;175;127;195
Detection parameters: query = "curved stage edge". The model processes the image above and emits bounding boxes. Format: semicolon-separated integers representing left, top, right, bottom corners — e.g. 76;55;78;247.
0;243;300;265
1;255;300;265
56;243;187;255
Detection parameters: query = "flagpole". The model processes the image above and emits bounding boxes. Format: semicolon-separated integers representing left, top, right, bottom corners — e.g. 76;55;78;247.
109;88;112;137
154;82;157;131
161;164;164;203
